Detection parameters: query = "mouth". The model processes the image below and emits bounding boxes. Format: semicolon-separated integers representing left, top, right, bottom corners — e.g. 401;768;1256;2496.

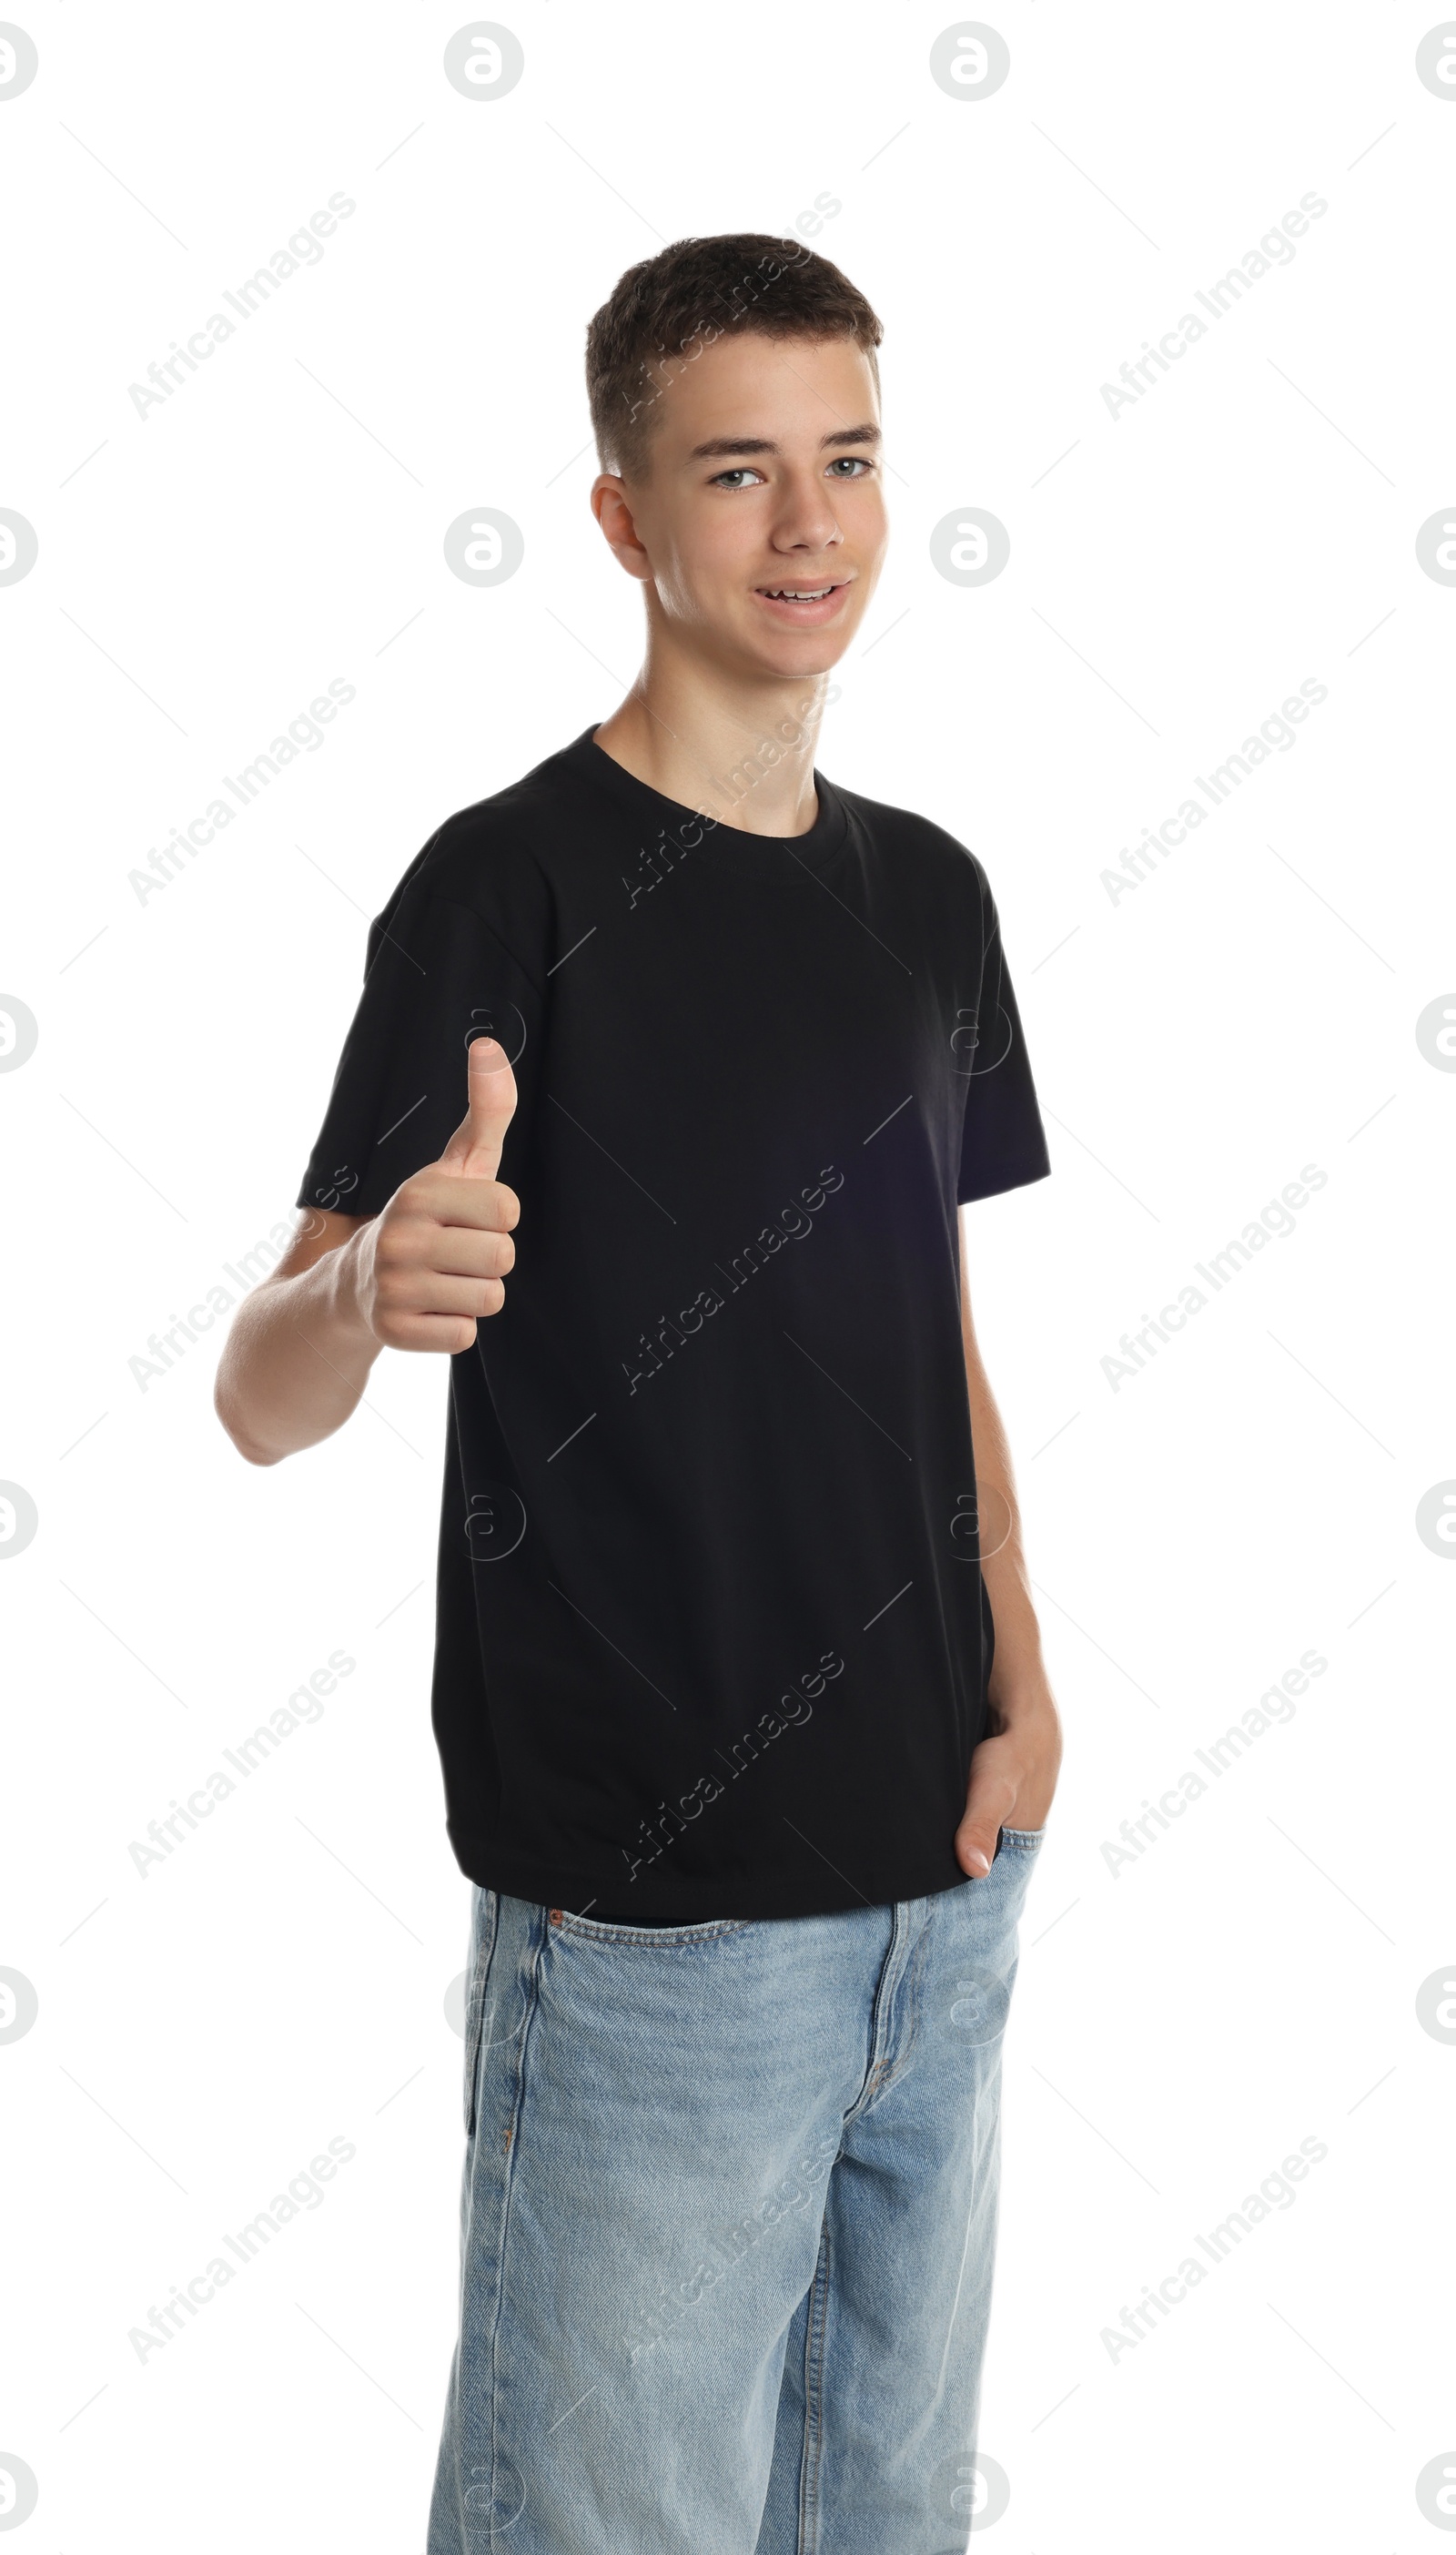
752;578;854;626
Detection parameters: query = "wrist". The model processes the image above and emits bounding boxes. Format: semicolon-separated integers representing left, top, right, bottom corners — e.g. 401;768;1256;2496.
986;1671;1057;1732
323;1222;382;1355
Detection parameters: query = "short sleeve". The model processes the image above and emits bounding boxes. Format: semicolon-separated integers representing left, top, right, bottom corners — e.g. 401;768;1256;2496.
956;891;1052;1205
295;868;544;1219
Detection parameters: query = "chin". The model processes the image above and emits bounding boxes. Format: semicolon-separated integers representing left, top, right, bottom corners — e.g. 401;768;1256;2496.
743;631;851;681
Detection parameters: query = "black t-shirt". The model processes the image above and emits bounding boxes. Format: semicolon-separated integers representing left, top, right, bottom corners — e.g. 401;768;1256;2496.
296;725;1051;1922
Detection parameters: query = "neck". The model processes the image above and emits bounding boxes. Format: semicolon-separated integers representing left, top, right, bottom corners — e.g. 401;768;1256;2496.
591;651;833;838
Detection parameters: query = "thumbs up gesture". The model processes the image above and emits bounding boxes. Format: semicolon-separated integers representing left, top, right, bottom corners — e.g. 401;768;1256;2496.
354;1036;521;1353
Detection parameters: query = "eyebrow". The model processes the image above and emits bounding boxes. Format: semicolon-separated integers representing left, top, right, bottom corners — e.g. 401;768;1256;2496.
685;422;883;461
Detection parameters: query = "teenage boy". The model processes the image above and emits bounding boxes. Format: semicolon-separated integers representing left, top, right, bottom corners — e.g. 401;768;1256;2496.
216;231;1062;2555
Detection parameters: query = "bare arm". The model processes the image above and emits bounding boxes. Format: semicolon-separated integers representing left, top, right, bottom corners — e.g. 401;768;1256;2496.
214;1035;521;1467
214;1209;381;1465
952;1214;1064;1875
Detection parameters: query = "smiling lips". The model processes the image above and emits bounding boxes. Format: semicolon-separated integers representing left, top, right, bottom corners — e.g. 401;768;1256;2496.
753;578;853;624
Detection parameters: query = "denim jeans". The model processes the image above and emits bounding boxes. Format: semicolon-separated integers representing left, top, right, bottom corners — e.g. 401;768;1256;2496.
428;1826;1045;2554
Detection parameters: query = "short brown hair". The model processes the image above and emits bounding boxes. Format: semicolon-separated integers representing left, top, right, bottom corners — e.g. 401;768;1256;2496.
585;232;884;483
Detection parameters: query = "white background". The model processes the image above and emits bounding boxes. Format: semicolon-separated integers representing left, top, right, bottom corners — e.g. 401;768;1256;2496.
3;3;1453;2547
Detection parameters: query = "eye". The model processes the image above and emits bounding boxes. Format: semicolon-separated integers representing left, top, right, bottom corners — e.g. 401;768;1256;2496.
828;455;875;478
709;467;765;490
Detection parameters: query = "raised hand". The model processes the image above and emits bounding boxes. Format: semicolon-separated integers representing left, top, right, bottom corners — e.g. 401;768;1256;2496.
355;1035;521;1353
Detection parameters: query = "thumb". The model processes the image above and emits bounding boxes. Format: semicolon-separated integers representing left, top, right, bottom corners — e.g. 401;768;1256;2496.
437;1035;518;1181
955;1741;1016;1881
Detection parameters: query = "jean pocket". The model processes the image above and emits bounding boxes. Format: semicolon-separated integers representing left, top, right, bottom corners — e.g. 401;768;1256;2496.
997;1825;1046;1853
550;1908;754;1948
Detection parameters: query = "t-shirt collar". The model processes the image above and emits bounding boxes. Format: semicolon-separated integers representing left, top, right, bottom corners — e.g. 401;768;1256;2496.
564;723;848;877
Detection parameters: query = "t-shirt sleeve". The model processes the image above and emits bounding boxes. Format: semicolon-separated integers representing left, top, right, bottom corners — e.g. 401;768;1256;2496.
295;864;544;1220
956;883;1053;1205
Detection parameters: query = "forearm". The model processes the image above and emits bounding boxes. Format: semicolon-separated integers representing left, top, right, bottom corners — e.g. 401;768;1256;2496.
214;1229;381;1465
956;1230;1051;1718
963;1357;1049;1718
952;1271;1064;1857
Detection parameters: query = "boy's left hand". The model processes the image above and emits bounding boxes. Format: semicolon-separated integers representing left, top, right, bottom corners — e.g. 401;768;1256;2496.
954;1696;1062;1878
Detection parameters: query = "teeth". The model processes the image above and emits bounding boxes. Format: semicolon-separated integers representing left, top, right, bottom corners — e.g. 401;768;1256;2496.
765;586;834;600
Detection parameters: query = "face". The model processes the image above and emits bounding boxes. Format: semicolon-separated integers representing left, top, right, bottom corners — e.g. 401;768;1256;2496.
592;330;888;681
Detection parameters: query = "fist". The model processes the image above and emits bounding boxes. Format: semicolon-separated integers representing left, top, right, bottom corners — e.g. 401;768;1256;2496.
357;1036;520;1353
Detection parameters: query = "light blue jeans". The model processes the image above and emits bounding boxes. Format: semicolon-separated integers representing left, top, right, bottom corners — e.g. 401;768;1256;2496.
428;1828;1045;2554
